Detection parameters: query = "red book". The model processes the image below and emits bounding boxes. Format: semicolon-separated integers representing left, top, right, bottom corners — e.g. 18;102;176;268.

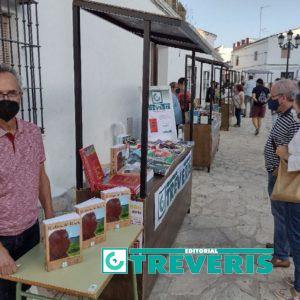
100;174;140;195
79;145;104;192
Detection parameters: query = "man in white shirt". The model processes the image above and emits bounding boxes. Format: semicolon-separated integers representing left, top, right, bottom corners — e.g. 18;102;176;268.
243;75;256;117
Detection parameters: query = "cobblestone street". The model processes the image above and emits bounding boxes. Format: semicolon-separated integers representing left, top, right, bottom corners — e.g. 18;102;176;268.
150;114;294;300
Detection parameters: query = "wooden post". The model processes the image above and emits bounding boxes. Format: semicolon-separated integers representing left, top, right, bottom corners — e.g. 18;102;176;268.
140;20;151;199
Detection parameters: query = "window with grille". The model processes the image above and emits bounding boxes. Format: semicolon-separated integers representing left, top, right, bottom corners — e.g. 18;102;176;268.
254;51;258;61
235;56;239;66
0;15;10;64
0;1;44;132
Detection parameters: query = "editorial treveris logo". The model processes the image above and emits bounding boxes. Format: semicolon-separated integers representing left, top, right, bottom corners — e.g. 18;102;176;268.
102;248;128;274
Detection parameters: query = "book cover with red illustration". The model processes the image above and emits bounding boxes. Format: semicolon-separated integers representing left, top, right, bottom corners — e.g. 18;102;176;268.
79;145;104;192
110;144;129;175
100;173;140;195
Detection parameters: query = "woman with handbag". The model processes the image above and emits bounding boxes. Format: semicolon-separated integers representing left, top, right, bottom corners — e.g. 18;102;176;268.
274;93;300;300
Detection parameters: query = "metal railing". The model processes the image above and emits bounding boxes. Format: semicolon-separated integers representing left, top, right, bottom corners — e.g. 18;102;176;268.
0;0;44;132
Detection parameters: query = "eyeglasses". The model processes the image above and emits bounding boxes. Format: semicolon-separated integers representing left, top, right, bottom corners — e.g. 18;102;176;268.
271;93;282;100
0;90;22;99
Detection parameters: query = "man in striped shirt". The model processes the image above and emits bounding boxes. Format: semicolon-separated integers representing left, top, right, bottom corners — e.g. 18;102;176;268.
264;79;300;268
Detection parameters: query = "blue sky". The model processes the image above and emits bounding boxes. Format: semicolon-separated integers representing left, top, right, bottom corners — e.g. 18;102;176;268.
181;0;300;47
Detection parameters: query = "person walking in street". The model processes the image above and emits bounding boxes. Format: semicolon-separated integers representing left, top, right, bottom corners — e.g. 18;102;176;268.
252;78;270;135
274;92;300;300
170;82;183;130
243;75;256;117
264;79;300;270
233;84;245;127
0;65;54;300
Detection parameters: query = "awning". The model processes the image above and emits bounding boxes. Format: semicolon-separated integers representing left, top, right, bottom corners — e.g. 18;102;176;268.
73;0;213;54
244;69;274;75
186;54;229;68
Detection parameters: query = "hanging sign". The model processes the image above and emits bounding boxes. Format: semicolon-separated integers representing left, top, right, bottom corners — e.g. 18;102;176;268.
154;152;192;230
148;86;177;142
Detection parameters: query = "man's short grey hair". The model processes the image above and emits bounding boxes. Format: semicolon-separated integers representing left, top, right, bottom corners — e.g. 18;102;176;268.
272;79;298;101
0;64;22;89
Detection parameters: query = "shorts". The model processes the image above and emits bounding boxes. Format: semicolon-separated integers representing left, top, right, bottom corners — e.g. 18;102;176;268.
251;105;266;118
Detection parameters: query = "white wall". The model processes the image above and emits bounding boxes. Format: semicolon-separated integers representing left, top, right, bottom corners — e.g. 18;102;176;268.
165;47;218;103
232;39;268;71
38;0;165;196
232;29;300;81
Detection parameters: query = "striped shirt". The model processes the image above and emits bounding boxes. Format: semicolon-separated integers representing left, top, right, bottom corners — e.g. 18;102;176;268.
264;108;300;173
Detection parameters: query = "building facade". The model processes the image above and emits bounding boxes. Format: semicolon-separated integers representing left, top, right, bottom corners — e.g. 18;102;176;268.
231;28;300;82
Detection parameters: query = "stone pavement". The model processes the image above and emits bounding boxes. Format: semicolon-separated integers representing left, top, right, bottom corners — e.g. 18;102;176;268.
149;114;294;300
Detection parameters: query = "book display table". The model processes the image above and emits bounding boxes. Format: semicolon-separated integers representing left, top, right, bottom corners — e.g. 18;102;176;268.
76;147;193;299
220;100;234;131
184;117;221;172
0;225;143;300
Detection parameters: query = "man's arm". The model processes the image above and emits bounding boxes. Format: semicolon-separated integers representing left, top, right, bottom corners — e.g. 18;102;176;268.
39;163;54;219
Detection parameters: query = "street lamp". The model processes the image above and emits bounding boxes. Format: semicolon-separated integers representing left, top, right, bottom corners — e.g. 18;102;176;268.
278;30;300;79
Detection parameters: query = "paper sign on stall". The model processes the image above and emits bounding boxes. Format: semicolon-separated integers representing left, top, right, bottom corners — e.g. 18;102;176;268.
148;86;177;142
129;200;144;226
130;201;144;248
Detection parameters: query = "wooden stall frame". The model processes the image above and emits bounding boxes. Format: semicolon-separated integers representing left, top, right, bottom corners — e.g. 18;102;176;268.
72;1;213;299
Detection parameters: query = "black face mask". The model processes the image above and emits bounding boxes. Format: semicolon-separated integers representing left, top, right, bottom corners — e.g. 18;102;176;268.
175;88;181;95
272;99;280;111
0;100;20;122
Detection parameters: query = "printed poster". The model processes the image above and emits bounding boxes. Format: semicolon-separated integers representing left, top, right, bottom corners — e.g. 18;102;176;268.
148;86;177;142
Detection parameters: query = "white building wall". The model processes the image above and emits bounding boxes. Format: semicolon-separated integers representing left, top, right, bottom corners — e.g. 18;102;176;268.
232;40;268;71
232;28;300;81
38;0;165;196
166;47;218;103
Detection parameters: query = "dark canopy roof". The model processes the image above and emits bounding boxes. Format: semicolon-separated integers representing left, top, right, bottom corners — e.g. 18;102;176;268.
73;0;213;54
186;54;229;68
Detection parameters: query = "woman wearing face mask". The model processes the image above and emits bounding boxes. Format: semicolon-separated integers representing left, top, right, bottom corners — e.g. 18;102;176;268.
276;93;300;300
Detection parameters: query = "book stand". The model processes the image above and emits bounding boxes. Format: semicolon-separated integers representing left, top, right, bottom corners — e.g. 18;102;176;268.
1;225;143;300
72;1;212;298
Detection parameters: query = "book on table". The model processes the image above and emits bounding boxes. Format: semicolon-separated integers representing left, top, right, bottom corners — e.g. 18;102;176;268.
79;145;104;192
100;173;141;196
42;213;83;272
101;187;131;230
74;198;106;249
110;144;129;175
